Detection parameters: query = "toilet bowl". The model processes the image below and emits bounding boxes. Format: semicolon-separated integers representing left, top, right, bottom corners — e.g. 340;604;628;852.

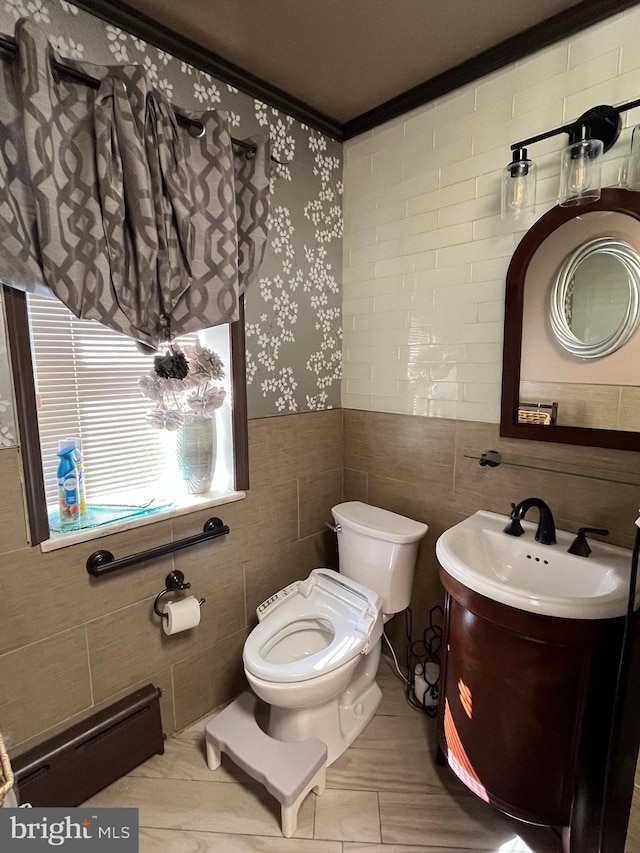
243;570;383;762
243;503;428;765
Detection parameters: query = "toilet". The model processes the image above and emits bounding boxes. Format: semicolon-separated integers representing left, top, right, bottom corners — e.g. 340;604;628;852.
243;501;428;764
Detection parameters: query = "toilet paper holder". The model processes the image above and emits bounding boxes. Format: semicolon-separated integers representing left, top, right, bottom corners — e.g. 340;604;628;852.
153;570;205;620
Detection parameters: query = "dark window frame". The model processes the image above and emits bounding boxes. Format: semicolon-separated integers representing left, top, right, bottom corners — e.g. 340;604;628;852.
3;285;250;546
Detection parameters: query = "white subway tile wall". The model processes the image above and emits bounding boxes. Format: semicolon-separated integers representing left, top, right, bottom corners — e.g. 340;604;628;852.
342;7;640;421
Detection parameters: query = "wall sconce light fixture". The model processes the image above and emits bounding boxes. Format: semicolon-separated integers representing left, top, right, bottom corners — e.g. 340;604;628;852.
502;100;640;219
559;119;606;207
501;147;536;220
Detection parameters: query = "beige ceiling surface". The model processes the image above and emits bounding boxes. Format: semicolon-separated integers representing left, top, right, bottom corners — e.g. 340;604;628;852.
120;0;586;124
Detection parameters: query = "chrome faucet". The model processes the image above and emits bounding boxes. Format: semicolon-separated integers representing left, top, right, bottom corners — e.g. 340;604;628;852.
503;498;557;545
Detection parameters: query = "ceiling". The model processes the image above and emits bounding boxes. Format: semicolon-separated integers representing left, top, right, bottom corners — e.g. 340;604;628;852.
89;0;633;136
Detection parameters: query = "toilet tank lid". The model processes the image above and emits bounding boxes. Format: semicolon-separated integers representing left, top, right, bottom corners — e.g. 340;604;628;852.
332;502;428;544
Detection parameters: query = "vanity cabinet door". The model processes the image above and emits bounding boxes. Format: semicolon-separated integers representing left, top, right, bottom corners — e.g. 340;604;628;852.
438;592;594;825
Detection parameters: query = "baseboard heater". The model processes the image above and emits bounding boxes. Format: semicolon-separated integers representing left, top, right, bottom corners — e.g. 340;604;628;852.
11;684;164;807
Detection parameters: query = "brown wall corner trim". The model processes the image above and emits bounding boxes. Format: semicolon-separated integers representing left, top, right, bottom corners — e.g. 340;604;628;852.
2;286;49;546
69;0;343;142
342;0;639;140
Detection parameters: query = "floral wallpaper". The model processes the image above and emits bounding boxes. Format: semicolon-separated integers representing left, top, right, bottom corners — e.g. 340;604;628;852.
0;0;343;444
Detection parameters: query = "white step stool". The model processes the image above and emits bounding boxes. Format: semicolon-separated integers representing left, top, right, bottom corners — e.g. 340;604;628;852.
205;691;327;837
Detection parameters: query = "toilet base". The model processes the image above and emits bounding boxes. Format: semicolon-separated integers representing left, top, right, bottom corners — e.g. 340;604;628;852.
268;641;383;765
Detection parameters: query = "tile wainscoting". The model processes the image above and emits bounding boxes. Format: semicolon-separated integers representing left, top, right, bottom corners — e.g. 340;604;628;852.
0;409;342;754
343;409;640;645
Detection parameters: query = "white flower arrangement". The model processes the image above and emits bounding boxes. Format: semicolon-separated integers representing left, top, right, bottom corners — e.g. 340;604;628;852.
138;342;226;430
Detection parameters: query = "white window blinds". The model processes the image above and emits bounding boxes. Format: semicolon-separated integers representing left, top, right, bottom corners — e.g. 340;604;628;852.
28;294;181;508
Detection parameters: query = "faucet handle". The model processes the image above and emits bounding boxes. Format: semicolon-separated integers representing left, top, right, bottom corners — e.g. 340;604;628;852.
568;527;609;557
504;504;525;537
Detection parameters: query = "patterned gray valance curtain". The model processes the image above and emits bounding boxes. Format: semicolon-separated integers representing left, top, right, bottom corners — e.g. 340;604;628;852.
0;19;271;346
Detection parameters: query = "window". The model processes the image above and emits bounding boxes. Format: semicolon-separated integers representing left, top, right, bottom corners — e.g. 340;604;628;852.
3;286;248;546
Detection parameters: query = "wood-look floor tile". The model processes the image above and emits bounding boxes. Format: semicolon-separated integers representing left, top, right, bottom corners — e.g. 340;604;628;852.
327;745;455;794
379;689;439;731
174;719;209;740
344;845;501;852
376;656;405;685
343;845;551;853
379;791;559;850
83;776;315;838
375;660;441;746
377;679;440;740
352;712;430;751
314;789;381;842
86;639;559;853
128;738;254;785
140;828;341;852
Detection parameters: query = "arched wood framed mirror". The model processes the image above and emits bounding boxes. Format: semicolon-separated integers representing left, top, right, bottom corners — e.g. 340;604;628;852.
501;188;640;451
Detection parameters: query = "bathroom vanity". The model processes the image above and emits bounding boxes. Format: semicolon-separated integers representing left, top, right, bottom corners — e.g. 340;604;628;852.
435;510;635;853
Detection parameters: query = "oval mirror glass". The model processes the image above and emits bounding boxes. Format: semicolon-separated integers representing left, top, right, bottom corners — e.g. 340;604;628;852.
568;252;631;343
550;238;640;358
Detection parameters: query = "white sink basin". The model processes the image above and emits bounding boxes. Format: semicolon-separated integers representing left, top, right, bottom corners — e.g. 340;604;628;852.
436;510;637;619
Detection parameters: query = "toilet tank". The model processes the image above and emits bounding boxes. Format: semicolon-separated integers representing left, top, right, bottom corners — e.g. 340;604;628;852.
331;502;428;615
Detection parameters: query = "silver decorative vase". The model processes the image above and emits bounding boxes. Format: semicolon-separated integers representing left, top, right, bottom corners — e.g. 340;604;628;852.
177;415;217;494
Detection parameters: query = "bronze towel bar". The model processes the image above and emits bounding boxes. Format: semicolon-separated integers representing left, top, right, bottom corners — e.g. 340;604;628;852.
86;516;230;576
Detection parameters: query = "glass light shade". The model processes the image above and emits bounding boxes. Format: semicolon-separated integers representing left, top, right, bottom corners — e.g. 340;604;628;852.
500;155;536;220
626;124;640;191
559;137;604;206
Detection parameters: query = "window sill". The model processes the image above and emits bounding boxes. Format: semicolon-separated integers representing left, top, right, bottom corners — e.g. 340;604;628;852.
39;488;246;553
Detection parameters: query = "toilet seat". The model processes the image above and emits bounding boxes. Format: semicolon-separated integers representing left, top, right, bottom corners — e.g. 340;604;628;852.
243;569;382;684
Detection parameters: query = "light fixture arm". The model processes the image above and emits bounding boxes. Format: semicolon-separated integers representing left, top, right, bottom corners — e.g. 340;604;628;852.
510;97;640;155
502;97;640;217
511;120;582;152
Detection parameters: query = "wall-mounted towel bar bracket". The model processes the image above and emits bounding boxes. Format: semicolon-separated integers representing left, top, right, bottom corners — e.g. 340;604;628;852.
478;450;502;468
86;517;230;577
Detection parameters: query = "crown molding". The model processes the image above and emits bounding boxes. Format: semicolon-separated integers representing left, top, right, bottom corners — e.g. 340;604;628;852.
70;0;344;140
342;0;640;139
72;0;638;143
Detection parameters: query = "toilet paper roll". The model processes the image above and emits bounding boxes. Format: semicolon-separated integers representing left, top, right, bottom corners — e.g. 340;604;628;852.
162;596;201;635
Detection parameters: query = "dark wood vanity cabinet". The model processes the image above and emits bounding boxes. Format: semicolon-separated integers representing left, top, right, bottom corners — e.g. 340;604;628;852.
437;571;624;850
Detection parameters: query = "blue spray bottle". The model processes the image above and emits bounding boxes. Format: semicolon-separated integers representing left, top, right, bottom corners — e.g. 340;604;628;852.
57;445;80;527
